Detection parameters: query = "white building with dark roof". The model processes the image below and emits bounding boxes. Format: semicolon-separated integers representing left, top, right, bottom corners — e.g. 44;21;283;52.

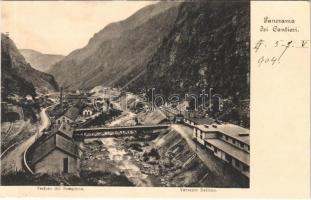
82;106;93;116
193;123;249;178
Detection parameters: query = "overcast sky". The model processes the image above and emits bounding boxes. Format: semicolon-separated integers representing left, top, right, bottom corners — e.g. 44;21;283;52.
1;1;156;55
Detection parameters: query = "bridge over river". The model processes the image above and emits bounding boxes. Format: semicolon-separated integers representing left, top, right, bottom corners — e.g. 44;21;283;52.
73;124;170;139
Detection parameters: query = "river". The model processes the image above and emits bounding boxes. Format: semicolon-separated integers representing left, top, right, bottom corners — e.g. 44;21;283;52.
100;137;152;186
99;110;153;186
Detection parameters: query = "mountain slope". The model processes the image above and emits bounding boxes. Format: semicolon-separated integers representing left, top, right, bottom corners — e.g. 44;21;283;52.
50;1;249;103
129;1;250;99
1;34;59;100
49;2;181;90
126;1;250;126
20;49;64;72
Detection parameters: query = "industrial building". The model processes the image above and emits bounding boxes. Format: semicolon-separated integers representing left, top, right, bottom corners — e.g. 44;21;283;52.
193;123;249;178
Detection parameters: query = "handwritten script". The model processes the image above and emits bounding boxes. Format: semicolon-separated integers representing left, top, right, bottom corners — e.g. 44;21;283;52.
254;39;309;67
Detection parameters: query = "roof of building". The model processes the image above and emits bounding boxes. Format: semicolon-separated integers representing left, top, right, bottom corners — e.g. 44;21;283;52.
31;133;79;165
63;106;80;121
56;123;74;139
205;138;249;165
126;98;137;106
196;123;249;145
83;106;93;111
142;110;168;125
65;93;87;99
54;109;66;120
185;116;215;125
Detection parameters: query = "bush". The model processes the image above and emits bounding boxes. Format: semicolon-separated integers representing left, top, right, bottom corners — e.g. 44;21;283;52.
1;171;60;185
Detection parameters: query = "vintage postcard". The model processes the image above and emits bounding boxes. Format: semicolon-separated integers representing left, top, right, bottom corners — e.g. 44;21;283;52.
0;0;309;198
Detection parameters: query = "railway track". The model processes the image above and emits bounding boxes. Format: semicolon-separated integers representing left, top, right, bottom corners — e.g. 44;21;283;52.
2;122;13;140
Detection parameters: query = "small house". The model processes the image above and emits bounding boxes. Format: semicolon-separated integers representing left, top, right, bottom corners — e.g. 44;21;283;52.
83;106;93;116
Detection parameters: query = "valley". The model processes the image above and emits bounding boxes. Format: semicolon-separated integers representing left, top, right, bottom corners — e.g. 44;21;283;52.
1;1;250;188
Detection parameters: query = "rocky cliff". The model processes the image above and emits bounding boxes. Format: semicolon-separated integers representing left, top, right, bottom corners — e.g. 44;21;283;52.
1;34;58;100
129;1;250;100
127;1;250;126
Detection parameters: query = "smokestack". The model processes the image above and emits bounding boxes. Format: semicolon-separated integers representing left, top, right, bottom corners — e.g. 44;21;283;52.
60;87;63;112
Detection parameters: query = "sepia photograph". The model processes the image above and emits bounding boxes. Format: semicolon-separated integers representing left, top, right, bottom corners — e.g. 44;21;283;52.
1;1;250;188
